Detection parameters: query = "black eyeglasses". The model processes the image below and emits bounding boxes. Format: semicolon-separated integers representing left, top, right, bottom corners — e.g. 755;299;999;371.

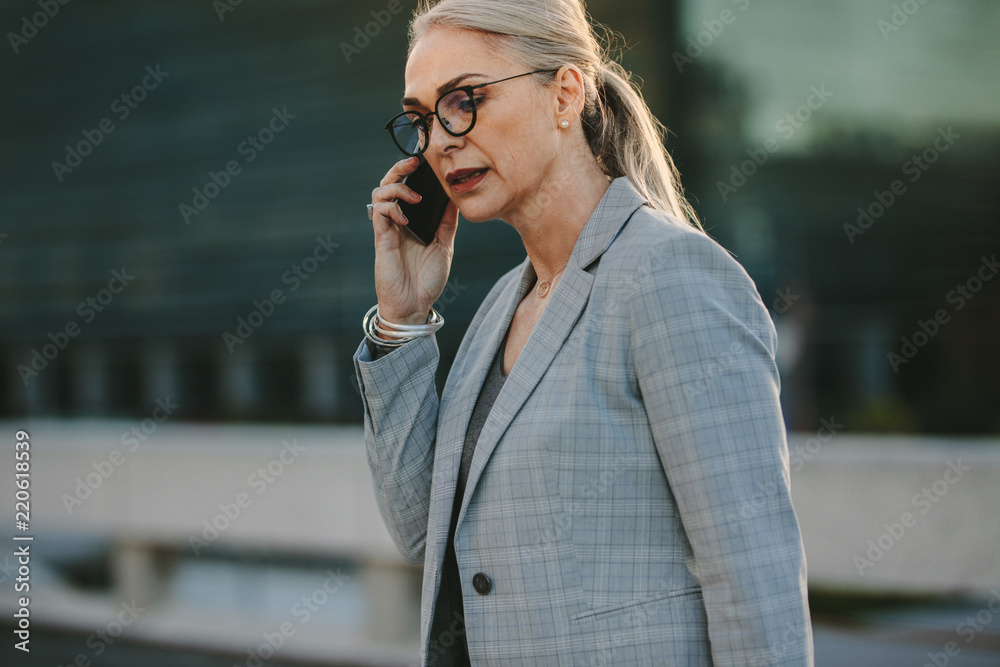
385;69;559;156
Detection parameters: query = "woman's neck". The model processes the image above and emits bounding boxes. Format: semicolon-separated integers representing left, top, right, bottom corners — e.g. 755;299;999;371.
506;158;611;282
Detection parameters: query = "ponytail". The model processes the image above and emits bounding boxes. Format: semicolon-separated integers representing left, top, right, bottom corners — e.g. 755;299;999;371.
584;61;702;231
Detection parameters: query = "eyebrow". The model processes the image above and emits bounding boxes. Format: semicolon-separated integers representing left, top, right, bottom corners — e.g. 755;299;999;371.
400;72;489;108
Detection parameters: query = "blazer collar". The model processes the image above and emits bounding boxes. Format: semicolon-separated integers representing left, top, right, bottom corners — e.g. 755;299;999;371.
567;176;649;271
445;176;648;530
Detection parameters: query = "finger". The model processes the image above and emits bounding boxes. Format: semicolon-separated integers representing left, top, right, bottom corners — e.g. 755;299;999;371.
371;200;409;230
434;200;460;247
373;182;422;206
379;156;421;187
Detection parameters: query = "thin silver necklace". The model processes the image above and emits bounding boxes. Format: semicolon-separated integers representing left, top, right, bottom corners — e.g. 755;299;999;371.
535;264;567;298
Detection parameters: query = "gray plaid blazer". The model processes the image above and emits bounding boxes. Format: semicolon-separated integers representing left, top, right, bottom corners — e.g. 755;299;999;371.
353;177;813;666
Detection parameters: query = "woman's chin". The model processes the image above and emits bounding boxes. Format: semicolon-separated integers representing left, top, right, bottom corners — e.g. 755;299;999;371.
459;211;492;223
453;185;515;223
455;201;498;223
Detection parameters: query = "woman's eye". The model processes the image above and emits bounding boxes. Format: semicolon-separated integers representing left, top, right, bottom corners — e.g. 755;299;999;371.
460;96;485;113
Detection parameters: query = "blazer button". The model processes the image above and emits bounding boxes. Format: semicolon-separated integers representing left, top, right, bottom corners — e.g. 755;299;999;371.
472;572;492;595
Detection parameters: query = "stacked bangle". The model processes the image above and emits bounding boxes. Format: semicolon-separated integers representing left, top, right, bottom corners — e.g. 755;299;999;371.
363;304;444;349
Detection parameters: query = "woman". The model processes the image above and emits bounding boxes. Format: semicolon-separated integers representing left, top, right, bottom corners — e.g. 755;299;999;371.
353;1;813;665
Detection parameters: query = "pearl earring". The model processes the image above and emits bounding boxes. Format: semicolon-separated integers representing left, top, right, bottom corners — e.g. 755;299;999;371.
560;120;569;129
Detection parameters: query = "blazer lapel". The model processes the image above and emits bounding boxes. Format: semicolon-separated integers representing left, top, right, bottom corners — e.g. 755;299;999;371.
454;177;647;528
428;255;534;548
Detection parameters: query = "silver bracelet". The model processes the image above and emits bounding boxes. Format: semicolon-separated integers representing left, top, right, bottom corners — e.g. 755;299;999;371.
363;304;444;349
376;305;444;334
363;306;412;348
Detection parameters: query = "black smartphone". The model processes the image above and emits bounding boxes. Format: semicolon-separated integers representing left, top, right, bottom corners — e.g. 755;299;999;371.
397;156;450;245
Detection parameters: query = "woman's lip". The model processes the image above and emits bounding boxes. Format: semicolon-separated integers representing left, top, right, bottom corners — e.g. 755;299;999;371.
451;168;488;194
446;167;485;183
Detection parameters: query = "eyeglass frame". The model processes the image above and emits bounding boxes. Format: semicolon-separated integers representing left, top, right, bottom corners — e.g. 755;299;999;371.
384;68;561;156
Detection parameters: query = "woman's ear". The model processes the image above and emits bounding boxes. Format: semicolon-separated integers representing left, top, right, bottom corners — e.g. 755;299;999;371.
552;64;586;123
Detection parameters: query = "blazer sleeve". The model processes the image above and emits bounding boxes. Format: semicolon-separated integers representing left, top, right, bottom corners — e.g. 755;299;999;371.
352;333;440;564
627;229;813;666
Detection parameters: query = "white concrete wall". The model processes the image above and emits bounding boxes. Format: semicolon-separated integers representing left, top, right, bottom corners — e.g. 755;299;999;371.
787;432;1000;595
2;419;398;558
1;419;423;665
2;419;997;596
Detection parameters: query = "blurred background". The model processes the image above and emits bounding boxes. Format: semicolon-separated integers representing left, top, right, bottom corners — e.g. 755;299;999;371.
1;0;998;665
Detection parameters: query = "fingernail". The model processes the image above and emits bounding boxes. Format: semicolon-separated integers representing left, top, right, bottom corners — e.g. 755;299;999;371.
414;193;422;201
401;214;409;223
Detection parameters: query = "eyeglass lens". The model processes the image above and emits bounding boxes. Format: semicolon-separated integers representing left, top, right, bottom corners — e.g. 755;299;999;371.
391;113;426;155
392;89;476;155
436;89;475;134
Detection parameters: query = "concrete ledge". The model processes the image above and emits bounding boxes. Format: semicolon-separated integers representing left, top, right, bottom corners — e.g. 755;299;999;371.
1;419;402;559
0;419;423;662
787;432;1000;595
2;417;998;658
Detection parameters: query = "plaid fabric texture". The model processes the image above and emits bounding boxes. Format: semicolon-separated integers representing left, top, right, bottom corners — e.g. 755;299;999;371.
353;177;813;666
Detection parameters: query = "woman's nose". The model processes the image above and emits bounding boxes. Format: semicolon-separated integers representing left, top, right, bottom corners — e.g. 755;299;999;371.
427;115;462;154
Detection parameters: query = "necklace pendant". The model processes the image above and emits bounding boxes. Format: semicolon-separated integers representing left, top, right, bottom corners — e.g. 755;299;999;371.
536;280;550;297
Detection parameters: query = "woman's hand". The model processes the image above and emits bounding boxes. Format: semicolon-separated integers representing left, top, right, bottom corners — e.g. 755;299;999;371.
370;156;459;324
